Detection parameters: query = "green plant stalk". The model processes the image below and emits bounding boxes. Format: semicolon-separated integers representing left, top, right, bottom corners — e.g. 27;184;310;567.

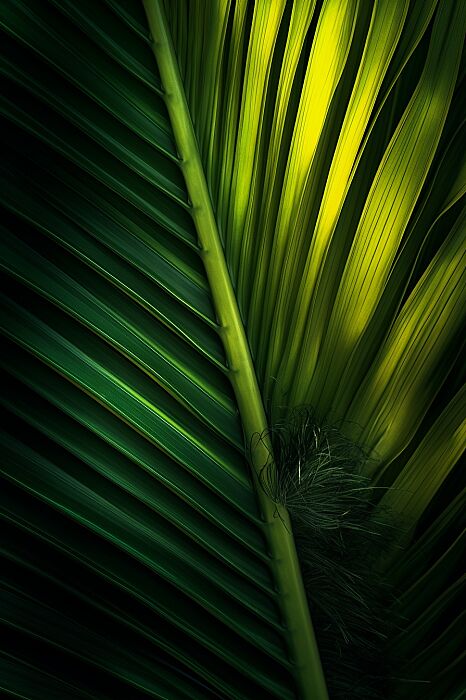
143;2;329;698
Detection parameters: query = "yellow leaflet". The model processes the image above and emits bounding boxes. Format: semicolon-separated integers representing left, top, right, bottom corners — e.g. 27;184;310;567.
239;0;317;317
216;0;248;232
305;0;466;422
272;0;409;407
255;0;359;380
379;384;465;544
347;208;466;465
225;0;287;276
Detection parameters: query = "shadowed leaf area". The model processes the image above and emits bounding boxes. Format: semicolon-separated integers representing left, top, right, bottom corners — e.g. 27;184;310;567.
259;410;395;699
1;0;465;699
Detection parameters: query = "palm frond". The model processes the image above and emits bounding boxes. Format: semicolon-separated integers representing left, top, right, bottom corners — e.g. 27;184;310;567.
1;0;465;698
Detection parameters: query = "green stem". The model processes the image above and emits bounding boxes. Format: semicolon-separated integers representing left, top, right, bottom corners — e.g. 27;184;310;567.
143;3;329;698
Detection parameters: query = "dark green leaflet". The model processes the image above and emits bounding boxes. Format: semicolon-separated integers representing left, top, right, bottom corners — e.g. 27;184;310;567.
0;1;297;697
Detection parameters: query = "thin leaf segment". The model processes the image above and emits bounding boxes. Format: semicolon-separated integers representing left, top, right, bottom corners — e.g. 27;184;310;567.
143;2;329;698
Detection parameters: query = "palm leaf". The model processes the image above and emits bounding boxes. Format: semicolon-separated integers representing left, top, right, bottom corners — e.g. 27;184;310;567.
1;1;465;699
